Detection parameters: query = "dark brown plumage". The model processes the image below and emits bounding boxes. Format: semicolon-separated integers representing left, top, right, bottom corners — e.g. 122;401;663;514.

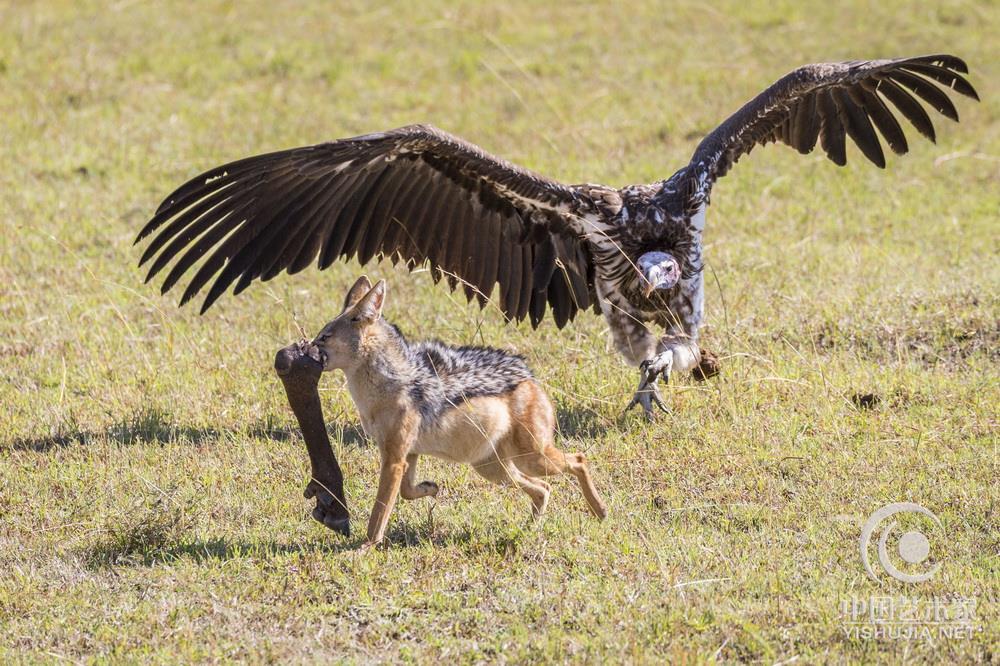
135;54;978;417
672;55;978;209
137;126;596;328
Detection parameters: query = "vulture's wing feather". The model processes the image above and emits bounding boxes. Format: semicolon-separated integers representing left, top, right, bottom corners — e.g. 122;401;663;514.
136;124;596;327
679;55;978;206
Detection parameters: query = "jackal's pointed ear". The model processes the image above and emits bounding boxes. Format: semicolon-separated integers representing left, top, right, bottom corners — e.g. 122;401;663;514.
342;275;373;311
351;280;386;324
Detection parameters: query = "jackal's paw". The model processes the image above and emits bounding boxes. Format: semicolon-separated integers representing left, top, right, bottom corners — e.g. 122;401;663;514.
417;481;439;498
304;481;350;537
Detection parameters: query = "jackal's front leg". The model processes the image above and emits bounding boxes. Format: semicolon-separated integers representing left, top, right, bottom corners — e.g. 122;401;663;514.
364;420;419;547
365;451;408;547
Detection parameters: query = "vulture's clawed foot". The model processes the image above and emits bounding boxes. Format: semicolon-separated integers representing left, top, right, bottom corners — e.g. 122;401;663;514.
624;354;673;421
304;480;350;537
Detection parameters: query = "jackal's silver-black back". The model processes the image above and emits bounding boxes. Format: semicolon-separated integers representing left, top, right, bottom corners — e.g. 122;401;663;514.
378;324;534;422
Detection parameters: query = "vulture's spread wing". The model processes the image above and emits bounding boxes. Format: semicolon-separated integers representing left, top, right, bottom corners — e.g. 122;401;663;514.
678;55;978;206
136;124;595;327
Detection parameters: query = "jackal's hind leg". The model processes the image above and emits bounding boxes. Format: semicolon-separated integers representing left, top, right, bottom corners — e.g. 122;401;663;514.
399;454;439;500
473;458;550;519
514;445;608;520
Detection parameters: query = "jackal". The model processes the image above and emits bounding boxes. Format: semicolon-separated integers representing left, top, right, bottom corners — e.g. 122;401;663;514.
312;276;607;547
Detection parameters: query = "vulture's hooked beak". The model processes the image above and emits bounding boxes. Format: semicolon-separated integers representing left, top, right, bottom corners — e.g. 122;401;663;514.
637;251;681;298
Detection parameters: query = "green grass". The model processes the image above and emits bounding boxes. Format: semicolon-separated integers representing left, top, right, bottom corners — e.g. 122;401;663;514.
1;0;997;662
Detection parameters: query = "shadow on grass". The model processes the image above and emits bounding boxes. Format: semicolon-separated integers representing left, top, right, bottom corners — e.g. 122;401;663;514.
87;520;520;567
87;531;507;567
14;403;616;454
148;538;357;564
86;535;357;568
9;408;370;452
555;404;616;439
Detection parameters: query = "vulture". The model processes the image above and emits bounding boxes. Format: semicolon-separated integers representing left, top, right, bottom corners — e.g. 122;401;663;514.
136;55;978;418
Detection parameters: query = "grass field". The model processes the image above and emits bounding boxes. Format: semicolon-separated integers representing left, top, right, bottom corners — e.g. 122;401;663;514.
1;0;997;662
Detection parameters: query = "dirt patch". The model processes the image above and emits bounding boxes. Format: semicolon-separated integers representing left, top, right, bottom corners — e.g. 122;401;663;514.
0;342;34;358
807;316;998;368
784;293;1000;369
850;392;882;410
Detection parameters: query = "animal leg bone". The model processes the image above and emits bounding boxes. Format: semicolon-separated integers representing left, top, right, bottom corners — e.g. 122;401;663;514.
275;340;350;537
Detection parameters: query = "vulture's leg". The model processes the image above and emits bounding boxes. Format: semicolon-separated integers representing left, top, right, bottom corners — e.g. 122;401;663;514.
597;288;668;420
274;340;350;537
627;341;720;417
624;359;671;419
625;337;701;421
598;285;718;419
655;336;701;381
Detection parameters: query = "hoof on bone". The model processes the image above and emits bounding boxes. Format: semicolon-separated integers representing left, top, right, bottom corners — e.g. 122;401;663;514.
305;483;350;536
